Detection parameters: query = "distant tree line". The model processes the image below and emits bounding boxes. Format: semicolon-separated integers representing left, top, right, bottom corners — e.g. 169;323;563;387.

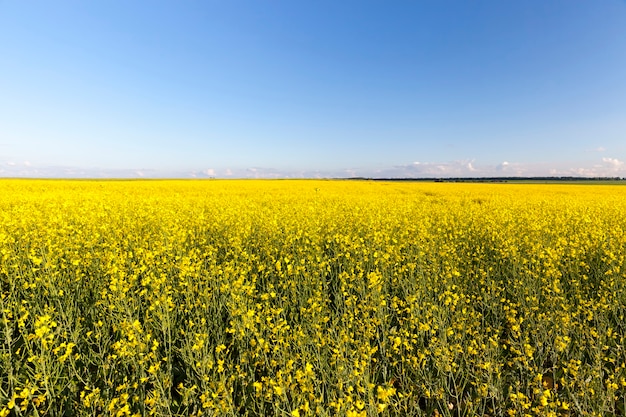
345;176;626;182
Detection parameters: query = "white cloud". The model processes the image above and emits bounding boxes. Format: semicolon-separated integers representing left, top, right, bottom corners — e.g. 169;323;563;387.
371;159;486;178
550;157;625;177
602;157;624;169
496;161;509;172
343;169;358;177
594;147;607;152
358;158;626;179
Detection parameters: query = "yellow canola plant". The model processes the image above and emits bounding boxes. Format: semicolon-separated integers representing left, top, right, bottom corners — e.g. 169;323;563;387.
1;179;626;416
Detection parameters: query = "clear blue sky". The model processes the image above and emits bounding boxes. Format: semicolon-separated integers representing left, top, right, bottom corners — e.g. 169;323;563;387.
1;0;625;178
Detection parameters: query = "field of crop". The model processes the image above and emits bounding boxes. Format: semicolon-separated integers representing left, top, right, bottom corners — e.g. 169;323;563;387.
1;179;626;416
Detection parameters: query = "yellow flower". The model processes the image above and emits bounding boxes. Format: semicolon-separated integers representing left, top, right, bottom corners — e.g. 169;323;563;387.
377;386;396;402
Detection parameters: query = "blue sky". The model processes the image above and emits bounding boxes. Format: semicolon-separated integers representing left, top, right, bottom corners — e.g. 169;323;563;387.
1;0;625;178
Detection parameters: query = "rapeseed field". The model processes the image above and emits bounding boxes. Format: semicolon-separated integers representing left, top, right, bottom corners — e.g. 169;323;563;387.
1;179;626;416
